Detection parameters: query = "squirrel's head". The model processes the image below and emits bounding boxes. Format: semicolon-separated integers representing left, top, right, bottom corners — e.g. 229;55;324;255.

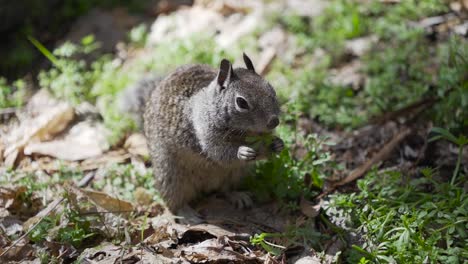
210;53;280;134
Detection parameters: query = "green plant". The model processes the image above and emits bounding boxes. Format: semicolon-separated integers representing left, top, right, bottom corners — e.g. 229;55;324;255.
91;164;159;203
33;35;101;105
429;127;468;185
250;233;284;256
0;77;26;108
251;217;328;256
128;23;148;47
329;168;467;263
29;217;56;243
244;126;332;203
57;205;96;248
433;36;468;132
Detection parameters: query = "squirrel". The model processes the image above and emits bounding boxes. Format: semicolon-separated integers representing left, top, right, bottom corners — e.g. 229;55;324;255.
122;53;284;213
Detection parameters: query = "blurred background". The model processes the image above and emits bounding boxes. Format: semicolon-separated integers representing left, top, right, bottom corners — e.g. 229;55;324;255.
1;0;466;134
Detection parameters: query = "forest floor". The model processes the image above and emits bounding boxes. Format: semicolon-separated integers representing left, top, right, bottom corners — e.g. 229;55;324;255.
1;0;467;263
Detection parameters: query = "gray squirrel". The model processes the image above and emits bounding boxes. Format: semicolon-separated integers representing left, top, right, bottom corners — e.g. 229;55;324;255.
120;53;284;213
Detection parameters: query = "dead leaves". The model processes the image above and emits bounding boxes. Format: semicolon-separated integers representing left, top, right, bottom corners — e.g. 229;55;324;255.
3;90;75;167
1;89;148;174
0;183;143;262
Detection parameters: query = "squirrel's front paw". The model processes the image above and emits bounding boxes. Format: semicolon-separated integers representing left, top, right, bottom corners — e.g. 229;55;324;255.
237;146;257;161
271;137;284;153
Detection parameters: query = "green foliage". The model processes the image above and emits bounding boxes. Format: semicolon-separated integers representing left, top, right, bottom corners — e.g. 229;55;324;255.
329;168;467;263
28;198;97;249
91;164;160;203
29;217;56;243
36;36;101;105
0;78;26;108
362;30;432;114
430;127;468;185
274;0;465;131
433;36;468;132
146;34;239;73
244;111;333;203
57;204;97;248
282;0;369;57
128;24;149;47
250;233;284;256
251;218;326;256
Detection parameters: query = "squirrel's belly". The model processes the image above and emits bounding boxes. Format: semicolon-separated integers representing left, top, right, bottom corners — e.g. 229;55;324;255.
176;149;244;193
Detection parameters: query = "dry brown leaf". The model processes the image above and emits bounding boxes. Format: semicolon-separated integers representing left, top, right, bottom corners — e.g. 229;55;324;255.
299;197;321;218
23;197;63;230
80;149;131;171
24;121;110;161
0;186;42;218
134;187;153;206
3;90;74;166
81;189;134;214
124;133;149;158
0;242;35;262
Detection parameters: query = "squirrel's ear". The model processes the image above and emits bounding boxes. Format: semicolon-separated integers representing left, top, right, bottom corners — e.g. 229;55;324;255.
243;53;256;73
217;59;234;89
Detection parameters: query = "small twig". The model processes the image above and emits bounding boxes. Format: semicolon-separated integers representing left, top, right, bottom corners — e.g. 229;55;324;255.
0;197;65;258
369;97;437;125
318;127;412;199
77;171;96;188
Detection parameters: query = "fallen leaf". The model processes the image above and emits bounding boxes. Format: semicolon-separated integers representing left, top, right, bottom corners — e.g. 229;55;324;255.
0;242;35;262
80;149;131;171
23;197;63;231
3;90;74;166
0;186;42;219
124;133;149;158
24;120;110;161
299;197;321;218
81;189;134;214
134;187;153;206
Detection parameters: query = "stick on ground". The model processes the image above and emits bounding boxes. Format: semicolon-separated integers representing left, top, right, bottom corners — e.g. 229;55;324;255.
318;127;412;199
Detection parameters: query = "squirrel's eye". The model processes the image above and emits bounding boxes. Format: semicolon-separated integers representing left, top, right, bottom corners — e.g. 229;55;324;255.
236;97;249;110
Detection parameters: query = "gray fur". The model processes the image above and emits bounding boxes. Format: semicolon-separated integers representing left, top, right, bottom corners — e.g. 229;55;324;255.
117;75;162;128
143;57;283;212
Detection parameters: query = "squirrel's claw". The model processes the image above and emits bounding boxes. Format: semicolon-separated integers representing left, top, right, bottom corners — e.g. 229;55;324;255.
237;146;257;161
227;191;253;209
271;137;284;153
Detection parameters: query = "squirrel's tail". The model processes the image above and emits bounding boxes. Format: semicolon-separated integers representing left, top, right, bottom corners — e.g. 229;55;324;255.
117;75;162;128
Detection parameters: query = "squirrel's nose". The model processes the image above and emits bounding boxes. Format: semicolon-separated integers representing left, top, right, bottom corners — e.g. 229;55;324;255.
267;116;279;129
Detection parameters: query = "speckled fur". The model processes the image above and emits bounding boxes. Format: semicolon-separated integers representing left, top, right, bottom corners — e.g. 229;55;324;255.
143;60;281;212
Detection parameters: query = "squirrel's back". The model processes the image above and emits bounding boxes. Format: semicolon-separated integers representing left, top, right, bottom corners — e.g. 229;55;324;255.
143;64;216;150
